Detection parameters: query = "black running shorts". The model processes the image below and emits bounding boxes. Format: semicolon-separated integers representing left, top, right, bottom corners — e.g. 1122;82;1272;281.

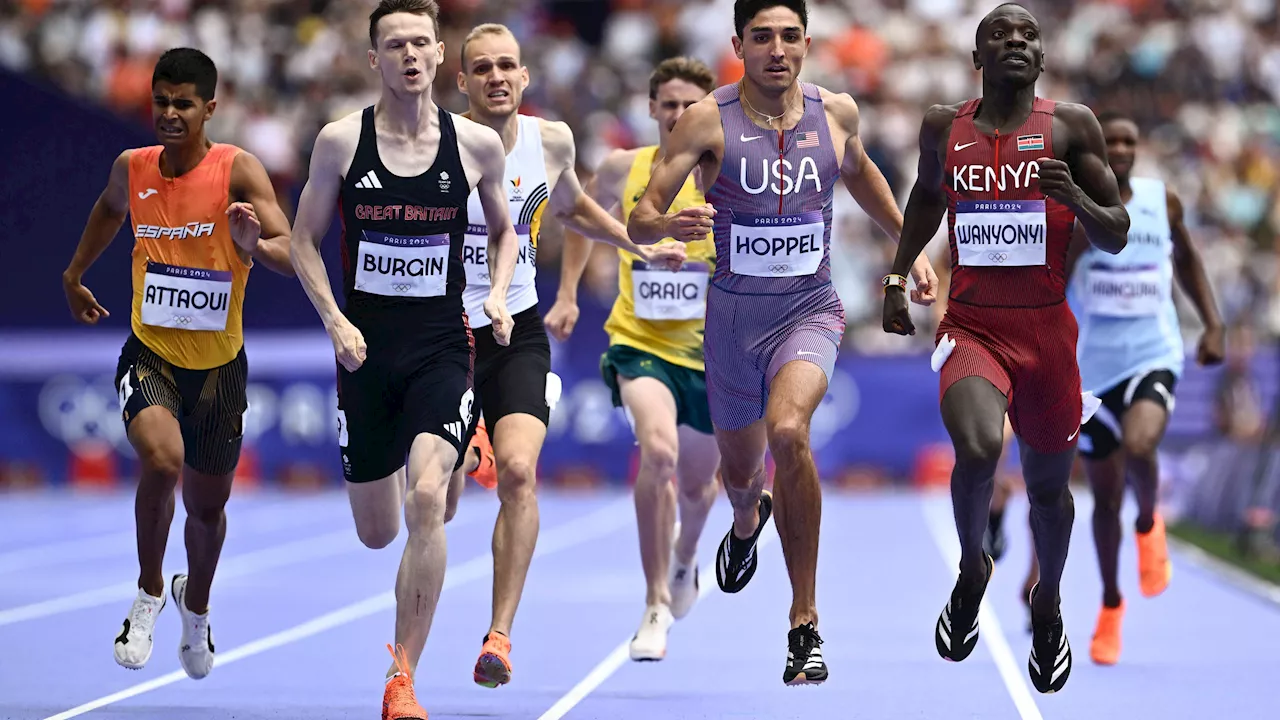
337;306;479;483
114;333;248;476
1078;369;1178;460
473;306;553;434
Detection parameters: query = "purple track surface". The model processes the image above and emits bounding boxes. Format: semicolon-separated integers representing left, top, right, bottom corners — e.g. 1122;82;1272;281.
1;486;1275;719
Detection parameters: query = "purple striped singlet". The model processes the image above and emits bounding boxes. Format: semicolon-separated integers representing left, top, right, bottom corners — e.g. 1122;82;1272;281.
703;82;847;431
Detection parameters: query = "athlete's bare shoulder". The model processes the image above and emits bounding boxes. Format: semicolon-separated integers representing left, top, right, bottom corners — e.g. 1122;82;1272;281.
599;147;642;178
310;110;363;179
673;94;724;150
817;87;860;138
452;112;505;188
534;116;577;168
1050;101;1104;148
920;102;963;157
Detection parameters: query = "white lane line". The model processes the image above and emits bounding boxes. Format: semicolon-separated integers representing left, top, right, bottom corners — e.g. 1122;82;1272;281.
42;496;634;720
0;498;491;626
537;515;776;720
922;492;1044;720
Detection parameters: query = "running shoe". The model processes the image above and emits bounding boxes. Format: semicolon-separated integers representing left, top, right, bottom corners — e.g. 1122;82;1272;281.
113;586;166;669
171;574;215;679
782;622;827;685
384;643;428;719
1136;513;1172;597
1089;600;1124;666
669;559;699;619
473;631;512;688
936;553;993;662
629;604;674;661
1027;584;1072;694
715;490;772;593
467;419;497;490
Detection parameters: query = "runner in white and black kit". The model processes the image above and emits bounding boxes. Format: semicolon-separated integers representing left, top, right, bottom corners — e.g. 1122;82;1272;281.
447;23;686;689
288;2;517;718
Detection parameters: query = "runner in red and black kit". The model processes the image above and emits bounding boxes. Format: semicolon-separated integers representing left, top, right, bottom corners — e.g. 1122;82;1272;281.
883;2;1129;694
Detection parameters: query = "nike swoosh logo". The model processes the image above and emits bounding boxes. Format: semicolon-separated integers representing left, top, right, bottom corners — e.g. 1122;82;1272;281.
1067;427;1079;442
740;134;762;142
953;141;978;152
797;351;821;357
137;189;158;199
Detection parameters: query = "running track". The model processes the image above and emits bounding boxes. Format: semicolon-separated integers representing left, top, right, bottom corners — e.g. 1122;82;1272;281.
1;486;1275;719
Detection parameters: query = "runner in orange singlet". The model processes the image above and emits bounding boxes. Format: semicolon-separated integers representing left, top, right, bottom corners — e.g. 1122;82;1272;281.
62;48;294;679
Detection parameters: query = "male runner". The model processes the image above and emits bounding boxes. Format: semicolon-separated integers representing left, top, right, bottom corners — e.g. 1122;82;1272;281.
287;2;517;717
882;3;1130;694
1067;111;1224;665
545;56;720;661
62;47;294;678
450;23;686;687
629;0;938;685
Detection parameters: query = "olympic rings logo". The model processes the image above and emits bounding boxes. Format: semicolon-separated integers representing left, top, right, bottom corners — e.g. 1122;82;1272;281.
174;316;193;325
769;264;791;273
392;283;414;293
988;252;1008;264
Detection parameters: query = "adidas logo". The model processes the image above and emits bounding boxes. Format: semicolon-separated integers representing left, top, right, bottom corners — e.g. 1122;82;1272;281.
445;421;462;441
354;170;382;189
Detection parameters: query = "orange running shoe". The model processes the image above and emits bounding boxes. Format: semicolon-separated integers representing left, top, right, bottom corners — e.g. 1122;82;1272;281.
1089;601;1124;665
467;419;497;490
383;643;427;720
1136;513;1172;598
473;631;512;688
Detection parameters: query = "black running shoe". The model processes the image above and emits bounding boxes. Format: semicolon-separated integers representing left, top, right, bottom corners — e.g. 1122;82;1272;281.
783;622;827;685
715;490;772;593
1027;584;1072;694
935;553;994;662
983;513;1007;562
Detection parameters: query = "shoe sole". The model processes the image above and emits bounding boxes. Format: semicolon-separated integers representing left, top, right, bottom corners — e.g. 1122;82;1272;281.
115;590;166;670
474;653;511;688
784;672;827;686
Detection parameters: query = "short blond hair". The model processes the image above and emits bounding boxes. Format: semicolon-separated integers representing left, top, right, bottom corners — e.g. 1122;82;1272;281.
460;23;518;67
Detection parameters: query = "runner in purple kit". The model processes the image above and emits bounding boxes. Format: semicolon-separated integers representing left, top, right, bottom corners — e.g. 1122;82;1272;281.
628;0;937;685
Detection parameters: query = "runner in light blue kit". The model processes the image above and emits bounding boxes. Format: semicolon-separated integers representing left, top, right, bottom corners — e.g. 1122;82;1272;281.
1066;110;1224;666
628;0;937;685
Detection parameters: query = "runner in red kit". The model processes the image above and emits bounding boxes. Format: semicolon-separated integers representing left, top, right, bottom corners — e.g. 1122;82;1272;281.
882;3;1129;695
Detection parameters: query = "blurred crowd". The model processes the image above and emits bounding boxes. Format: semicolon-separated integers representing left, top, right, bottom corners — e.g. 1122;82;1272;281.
4;0;1280;354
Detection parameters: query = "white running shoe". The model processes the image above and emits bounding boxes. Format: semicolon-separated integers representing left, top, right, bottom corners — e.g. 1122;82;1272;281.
628;604;674;661
171;574;215;679
669;559;699;619
114;587;166;669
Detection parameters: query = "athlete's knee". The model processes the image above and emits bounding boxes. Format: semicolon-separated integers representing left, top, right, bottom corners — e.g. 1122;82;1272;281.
137;439;184;484
1120;430;1161;463
405;478;448;533
677;473;716;506
1027;478;1073;511
636;431;679;483
496;456;537;504
765;414;810;460
953;427;1004;471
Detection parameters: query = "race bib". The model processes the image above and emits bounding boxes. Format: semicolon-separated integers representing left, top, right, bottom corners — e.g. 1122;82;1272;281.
140;262;232;331
954;200;1046;267
463;223;535;288
729;211;825;277
355;231;450;298
632;261;709;321
1084;264;1167;317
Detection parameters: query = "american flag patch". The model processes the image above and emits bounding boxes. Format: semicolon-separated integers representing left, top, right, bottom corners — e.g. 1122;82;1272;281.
1017;134;1044;151
796;130;820;148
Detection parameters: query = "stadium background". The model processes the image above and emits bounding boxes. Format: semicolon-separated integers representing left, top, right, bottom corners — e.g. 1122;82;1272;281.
0;0;1278;555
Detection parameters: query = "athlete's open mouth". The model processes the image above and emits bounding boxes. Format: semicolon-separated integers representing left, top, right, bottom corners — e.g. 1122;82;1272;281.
765;65;788;75
159;125;184;138
404;68;421;78
1001;52;1029;67
487;89;510;100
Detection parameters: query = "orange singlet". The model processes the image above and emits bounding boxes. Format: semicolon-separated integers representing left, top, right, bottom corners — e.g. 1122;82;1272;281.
126;144;250;370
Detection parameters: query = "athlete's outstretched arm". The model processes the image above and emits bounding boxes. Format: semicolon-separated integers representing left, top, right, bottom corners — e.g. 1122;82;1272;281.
289;122;367;372
63;150;132;324
628;98;720;245
827;91;936;305
543;122;685;269
884;106;955;335
1168;189;1225;365
465;121;518;345
1041;104;1128;254
229;151;294;276
545;149;631;342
